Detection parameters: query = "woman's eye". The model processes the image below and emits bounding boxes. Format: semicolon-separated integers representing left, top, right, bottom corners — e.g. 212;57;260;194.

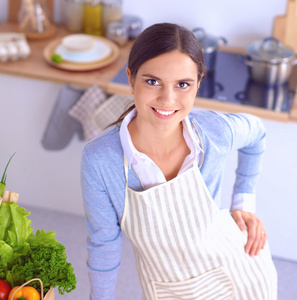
178;82;189;88
146;79;159;86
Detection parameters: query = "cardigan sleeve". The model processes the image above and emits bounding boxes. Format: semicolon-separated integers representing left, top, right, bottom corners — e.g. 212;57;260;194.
218;112;267;211
81;147;122;300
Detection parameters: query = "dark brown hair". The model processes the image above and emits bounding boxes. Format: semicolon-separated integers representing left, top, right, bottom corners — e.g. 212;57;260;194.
110;22;205;127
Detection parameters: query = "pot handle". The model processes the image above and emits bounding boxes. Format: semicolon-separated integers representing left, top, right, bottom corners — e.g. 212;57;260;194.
192;27;206;38
218;36;227;45
262;37;282;49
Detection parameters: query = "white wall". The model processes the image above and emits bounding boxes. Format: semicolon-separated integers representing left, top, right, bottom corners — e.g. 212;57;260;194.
257;120;297;262
218;118;297;262
0;0;287;47
0;74;85;216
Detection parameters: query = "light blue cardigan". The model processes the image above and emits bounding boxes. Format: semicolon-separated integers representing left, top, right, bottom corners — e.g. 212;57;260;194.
81;109;266;300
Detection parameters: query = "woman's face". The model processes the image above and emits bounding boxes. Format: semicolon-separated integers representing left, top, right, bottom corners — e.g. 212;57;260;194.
127;50;200;134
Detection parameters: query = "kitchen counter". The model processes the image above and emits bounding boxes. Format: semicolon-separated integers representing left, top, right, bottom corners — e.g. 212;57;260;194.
108;50;297;123
1;21;297;123
0;22;132;90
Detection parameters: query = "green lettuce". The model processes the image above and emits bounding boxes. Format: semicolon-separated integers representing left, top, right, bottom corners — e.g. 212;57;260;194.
0;202;33;243
0;202;76;294
0;203;32;271
0;241;14;275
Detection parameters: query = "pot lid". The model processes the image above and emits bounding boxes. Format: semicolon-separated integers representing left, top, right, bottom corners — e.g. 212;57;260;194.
247;37;295;63
192;28;226;53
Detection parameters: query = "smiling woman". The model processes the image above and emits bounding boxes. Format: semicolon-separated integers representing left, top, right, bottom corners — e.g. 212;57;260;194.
125;49;201;180
81;23;278;300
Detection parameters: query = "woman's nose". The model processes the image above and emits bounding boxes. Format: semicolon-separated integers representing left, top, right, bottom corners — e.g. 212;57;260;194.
157;86;175;104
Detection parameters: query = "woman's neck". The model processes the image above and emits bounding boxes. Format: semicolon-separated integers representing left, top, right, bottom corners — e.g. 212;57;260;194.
128;117;190;181
128;117;183;155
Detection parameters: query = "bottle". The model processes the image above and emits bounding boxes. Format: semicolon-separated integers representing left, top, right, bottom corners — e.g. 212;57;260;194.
83;0;103;36
102;0;122;35
64;0;83;32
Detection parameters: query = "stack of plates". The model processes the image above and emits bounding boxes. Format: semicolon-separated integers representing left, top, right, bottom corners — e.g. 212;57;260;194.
43;34;120;71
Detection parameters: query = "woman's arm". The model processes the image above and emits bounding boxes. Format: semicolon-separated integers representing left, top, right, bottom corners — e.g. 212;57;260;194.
224;113;267;198
81;148;122;300
219;112;267;256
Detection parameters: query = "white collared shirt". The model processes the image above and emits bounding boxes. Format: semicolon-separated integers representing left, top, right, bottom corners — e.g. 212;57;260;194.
119;108;255;212
120;108;203;189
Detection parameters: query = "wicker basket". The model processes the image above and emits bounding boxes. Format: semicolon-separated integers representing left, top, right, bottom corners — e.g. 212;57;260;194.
9;278;55;300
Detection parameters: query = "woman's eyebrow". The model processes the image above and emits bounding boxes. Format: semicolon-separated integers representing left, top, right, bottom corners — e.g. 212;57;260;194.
178;78;196;82
142;73;195;82
141;73;161;80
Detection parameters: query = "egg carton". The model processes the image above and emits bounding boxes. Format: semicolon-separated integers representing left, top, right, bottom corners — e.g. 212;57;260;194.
0;32;31;62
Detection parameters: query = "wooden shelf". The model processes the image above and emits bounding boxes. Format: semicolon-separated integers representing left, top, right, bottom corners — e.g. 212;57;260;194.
0;22;132;90
0;21;297;123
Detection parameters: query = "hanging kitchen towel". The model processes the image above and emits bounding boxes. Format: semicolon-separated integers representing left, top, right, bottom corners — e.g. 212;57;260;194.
68;85;107;141
92;93;134;132
41;84;85;151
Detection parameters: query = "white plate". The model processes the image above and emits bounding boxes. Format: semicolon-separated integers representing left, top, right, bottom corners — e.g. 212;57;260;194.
62;34;95;53
55;40;112;63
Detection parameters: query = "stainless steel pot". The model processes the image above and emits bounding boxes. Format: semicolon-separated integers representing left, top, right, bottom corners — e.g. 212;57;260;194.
192;28;227;73
235;78;294;112
246;37;297;86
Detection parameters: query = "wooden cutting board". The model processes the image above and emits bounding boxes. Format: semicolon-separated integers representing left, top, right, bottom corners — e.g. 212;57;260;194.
8;0;54;22
273;15;286;41
273;0;297;52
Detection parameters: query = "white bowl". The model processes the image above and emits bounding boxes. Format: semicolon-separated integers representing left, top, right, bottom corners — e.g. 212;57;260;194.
61;34;95;54
55;40;112;63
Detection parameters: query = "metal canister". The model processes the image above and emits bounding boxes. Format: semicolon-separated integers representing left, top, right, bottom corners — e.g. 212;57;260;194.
106;21;129;46
122;15;143;39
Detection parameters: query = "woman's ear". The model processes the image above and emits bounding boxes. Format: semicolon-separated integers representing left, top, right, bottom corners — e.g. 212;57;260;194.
126;67;134;94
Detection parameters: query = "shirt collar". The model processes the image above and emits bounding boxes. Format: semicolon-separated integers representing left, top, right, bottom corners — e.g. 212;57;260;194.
120;108;203;167
184;116;204;154
119;108;138;168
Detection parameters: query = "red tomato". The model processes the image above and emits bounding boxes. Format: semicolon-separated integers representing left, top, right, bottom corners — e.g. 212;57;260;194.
0;280;12;300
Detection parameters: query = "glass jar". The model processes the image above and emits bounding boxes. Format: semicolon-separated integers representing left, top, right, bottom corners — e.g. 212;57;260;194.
106;21;129;46
64;0;83;32
83;0;103;36
18;0;52;34
123;15;143;39
102;0;122;35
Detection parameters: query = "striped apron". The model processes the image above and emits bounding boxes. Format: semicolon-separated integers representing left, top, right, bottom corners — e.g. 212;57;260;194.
121;159;277;300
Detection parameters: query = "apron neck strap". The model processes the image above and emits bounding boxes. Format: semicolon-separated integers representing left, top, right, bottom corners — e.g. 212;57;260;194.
124;154;129;181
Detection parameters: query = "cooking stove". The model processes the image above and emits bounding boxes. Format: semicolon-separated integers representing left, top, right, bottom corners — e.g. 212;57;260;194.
111;50;296;113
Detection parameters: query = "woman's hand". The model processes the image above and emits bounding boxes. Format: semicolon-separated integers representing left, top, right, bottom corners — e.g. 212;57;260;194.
231;209;267;256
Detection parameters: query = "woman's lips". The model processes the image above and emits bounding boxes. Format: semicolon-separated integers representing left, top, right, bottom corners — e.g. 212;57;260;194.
153;108;177;116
